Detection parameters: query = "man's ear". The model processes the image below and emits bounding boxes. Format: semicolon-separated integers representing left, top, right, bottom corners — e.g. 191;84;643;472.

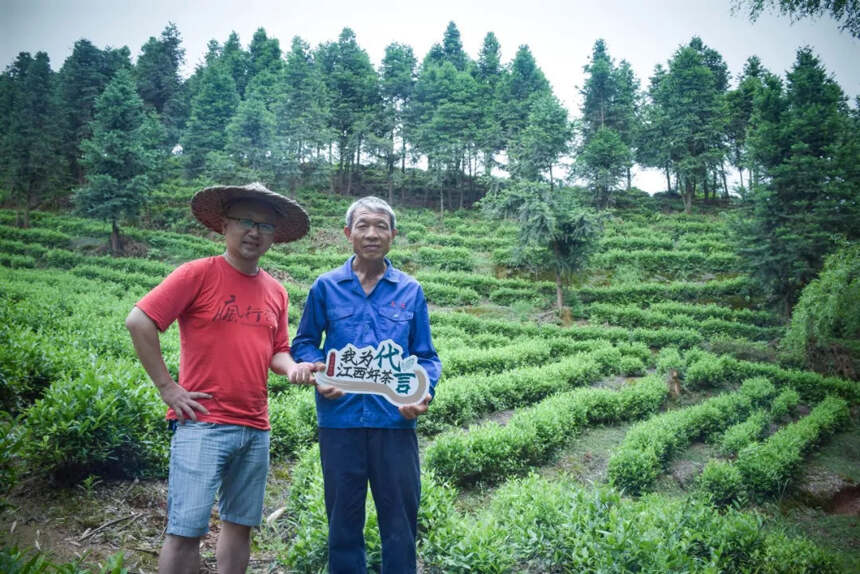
344;226;352;240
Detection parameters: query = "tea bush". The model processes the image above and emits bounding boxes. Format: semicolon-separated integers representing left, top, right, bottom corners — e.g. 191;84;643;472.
683;350;858;400
421;281;480;306
608;377;777;494
736;396;849;500
22;358;168;483
719;410;769;455
426;376;667;487
268;387;318;458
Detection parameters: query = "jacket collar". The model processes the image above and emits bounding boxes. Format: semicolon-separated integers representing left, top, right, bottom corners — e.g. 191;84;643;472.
334;255;400;284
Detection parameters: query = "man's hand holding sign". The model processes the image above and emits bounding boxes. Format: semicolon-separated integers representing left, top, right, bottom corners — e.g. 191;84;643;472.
313;340;431;417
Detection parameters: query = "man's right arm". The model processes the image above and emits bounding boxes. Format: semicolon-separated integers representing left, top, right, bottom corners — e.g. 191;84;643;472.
125;306;210;421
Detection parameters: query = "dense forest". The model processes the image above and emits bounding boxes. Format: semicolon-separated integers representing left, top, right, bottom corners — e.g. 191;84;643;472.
1;20;858;315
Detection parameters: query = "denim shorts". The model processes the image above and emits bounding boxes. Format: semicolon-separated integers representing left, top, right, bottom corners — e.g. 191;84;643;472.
166;420;270;538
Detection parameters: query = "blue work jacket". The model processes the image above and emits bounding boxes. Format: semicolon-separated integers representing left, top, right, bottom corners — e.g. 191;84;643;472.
291;256;442;429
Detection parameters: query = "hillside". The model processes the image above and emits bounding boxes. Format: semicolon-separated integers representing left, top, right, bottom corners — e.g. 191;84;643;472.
0;194;858;573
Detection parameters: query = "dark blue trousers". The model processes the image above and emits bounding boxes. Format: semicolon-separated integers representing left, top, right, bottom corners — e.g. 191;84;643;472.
318;427;421;574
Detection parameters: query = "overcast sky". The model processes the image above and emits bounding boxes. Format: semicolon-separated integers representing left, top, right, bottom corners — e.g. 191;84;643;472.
2;0;857;191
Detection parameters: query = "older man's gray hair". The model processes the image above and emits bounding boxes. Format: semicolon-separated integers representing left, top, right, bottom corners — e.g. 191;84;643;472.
345;196;397;230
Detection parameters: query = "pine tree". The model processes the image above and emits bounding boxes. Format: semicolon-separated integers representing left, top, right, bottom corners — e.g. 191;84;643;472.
500;45;550;141
657;38;728;212
474;32;506;176
135;23;184;114
509;92;571;189
274;36;331;190
380;42;417;196
579;40;637;206
57;40;132;185
180;62;239;176
726;56;767;192
734;47;859;312
248;28;283;80
482;180;602;313
320;28;380;194
442;22;468;71
3;52;66;226
75;68;152;254
226;85;276;180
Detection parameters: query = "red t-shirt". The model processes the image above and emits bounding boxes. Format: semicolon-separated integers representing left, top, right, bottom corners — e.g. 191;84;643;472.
136;255;290;430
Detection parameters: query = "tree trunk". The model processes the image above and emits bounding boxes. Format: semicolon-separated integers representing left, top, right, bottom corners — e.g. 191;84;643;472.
720;163;729;199
626;166;632;191
439;188;444;219
555;269;564;312
683;178;694;214
549;165;554;192
738;167;745;192
110;219;123;255
665;165;672;193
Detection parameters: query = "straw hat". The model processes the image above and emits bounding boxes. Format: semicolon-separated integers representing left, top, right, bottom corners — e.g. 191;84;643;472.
190;182;310;243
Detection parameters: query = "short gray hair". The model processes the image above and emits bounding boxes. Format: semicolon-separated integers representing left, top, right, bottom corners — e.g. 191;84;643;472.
345;196;396;230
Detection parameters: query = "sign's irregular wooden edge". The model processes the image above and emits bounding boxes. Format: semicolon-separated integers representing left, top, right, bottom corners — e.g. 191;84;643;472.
313;341;430;407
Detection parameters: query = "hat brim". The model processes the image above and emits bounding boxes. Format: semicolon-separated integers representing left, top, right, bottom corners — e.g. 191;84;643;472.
190;183;310;243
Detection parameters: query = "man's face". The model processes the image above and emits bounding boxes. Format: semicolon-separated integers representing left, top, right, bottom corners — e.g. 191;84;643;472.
345;207;396;263
222;200;278;264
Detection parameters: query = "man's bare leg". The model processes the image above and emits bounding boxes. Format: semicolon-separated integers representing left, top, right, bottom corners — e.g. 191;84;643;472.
216;521;252;574
159;534;200;574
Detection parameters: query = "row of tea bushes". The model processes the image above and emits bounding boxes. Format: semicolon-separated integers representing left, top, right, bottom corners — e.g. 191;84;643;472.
279;445;839;573
423;341;635;434
607;377;779;494
717;388;800;455
591;248;740;275
682;349;859;401
576;276;755;305
586;302;782;341
698;396;850;506
426;376;668;487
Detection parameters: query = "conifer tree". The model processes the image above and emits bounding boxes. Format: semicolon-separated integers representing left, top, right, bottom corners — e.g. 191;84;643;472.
474;32;506;176
482;180;602;313
58;40;131;185
75;68;152;253
180;62;239;176
380;42;417;195
3;52;65;227
733;47;859;312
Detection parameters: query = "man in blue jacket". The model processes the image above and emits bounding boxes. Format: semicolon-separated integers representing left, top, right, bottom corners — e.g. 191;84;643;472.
291;196;441;573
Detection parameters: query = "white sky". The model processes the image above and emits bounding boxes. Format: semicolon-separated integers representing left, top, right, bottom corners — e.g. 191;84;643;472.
2;0;858;192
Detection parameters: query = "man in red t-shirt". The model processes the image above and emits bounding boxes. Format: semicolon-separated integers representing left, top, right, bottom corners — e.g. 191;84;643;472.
126;183;320;574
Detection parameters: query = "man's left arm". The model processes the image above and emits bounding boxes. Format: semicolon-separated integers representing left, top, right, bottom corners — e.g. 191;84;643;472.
399;284;441;420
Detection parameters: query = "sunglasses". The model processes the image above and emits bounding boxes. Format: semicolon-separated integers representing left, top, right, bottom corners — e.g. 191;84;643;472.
226;216;276;235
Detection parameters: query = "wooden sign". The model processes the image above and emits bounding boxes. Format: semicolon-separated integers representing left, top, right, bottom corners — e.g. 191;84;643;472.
314;340;429;406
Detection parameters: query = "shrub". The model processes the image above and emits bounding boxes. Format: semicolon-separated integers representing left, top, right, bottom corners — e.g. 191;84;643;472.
719;410;769;455
269;388;318;458
22;358;167;483
427;376;666;487
618;355;645;376
697;459;744;507
608;378;775;494
656;346;683;375
422;282;480;306
736;396;849;500
769;388;800;420
782;243;860;378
